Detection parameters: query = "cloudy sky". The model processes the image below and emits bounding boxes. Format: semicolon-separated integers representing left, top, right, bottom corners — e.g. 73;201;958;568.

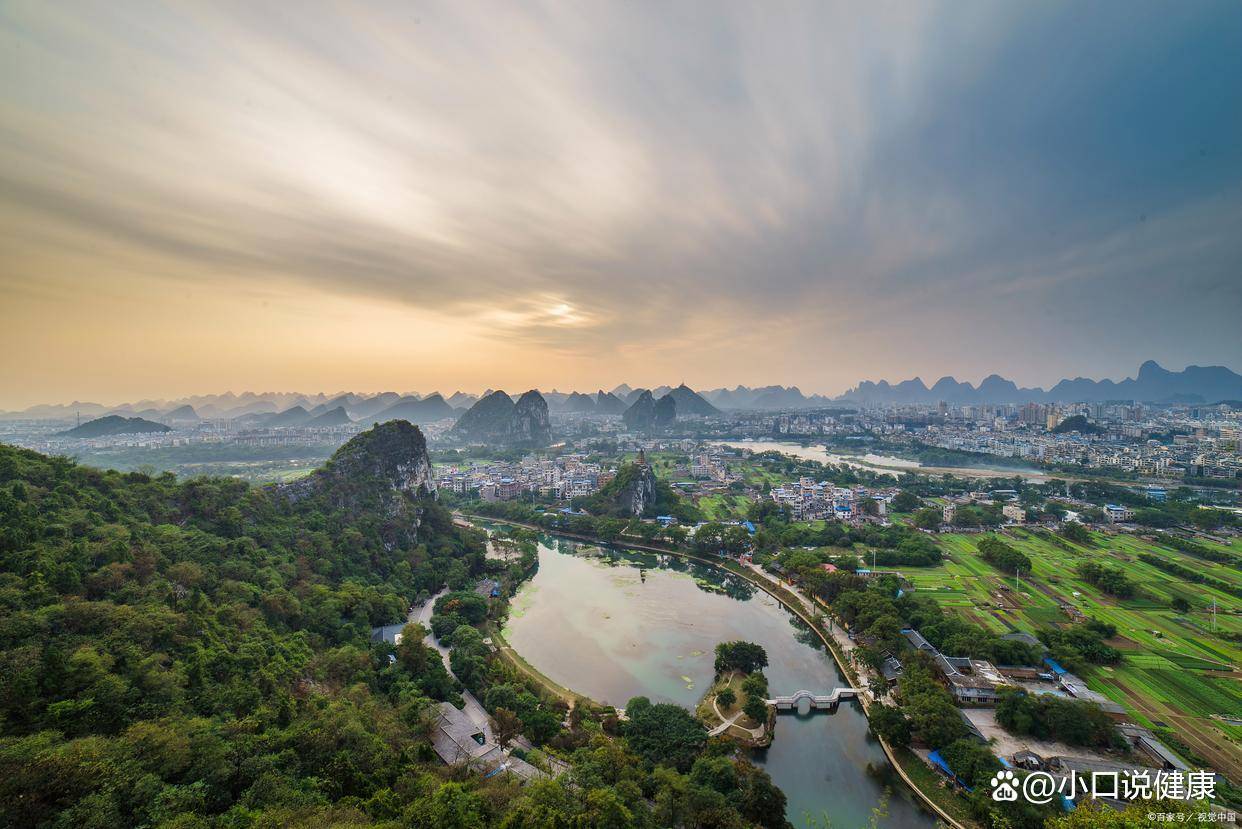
1;0;1240;407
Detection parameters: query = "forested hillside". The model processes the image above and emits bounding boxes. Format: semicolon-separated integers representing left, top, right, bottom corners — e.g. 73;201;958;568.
0;424;787;828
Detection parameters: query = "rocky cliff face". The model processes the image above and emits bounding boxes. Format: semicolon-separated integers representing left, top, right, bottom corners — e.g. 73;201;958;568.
278;420;435;522
654;394;677;426
512;390;552;446
586;460;659;517
276;421;436;549
450;389;551;446
625;463;658;516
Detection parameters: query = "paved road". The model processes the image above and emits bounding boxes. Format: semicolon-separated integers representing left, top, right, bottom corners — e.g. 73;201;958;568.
413;587;448;629
412;587;494;742
741;561;879;703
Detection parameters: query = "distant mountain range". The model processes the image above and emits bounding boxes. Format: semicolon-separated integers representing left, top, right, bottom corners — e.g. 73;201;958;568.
364;393;456;424
699;385;834;410
836;361;1242;406
1;390;472;424
5;361;1239;422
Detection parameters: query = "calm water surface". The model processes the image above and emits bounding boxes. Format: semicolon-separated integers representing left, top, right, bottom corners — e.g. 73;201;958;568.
717;439;1046;482
503;536;936;828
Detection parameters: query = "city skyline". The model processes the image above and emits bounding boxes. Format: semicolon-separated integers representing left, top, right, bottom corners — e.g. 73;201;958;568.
3;1;1241;408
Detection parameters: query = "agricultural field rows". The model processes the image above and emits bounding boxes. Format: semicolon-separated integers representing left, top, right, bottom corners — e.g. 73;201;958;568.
908;528;1242;780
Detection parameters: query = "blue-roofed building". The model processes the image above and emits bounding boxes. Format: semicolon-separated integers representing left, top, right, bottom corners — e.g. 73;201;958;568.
1104;504;1134;523
927;750;973;792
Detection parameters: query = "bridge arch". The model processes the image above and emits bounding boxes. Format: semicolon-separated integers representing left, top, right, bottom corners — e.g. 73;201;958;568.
767;687;860;710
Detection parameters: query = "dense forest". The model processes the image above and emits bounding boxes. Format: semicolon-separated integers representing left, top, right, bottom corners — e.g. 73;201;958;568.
0;424;788;829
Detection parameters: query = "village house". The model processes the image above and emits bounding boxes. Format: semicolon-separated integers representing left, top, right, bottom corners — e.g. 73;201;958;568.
902;628;1008;705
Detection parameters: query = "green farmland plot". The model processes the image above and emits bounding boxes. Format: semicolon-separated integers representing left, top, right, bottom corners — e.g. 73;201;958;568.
927;528;1242;780
696;493;751;521
908;534;1065;633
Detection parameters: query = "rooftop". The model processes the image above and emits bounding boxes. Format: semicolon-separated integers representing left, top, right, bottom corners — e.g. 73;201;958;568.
431;702;496;768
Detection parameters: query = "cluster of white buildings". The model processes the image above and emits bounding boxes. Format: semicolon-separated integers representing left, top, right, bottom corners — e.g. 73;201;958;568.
746;399;1238;483
916;419;1241;480
435;454;611;501
768;477;899;522
938;490;1028;526
820;400;1238;483
771;412;846;435
689;450;736;482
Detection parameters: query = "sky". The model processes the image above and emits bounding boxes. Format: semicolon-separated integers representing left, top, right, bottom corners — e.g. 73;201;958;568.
2;0;1241;409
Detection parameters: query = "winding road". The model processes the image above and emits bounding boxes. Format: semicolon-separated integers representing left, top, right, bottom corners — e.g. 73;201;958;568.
413;587;494;743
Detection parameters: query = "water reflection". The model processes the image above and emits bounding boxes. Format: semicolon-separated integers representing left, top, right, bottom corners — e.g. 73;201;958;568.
551;536;758;601
504;535;936;828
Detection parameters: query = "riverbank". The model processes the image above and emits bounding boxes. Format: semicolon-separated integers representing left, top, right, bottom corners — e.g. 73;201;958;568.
460;512;974;829
488;622;582;708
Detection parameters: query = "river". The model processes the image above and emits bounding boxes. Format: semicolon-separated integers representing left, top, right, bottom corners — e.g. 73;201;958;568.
503;534;936;828
716;439;1048;482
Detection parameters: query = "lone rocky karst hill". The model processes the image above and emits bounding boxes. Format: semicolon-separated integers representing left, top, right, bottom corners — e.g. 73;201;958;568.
576;451;698;521
593;390;627;414
663;383;720;416
57;414;171;437
558;391;598;413
278;419;438;546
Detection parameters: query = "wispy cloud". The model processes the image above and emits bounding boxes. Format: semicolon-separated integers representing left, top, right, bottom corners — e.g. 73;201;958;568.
1;0;1240;406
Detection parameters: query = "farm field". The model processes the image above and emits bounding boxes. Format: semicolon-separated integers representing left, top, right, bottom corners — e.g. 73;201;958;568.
697;493;753;521
907;528;1242;780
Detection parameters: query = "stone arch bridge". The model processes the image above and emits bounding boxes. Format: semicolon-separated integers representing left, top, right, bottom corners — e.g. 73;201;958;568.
767;688;860;711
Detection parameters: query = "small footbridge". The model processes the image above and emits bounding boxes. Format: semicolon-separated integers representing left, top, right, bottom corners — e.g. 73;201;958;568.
767;688;860;711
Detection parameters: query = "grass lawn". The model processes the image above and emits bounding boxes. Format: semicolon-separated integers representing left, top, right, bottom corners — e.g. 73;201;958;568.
696;493;752;521
695;671;763;729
